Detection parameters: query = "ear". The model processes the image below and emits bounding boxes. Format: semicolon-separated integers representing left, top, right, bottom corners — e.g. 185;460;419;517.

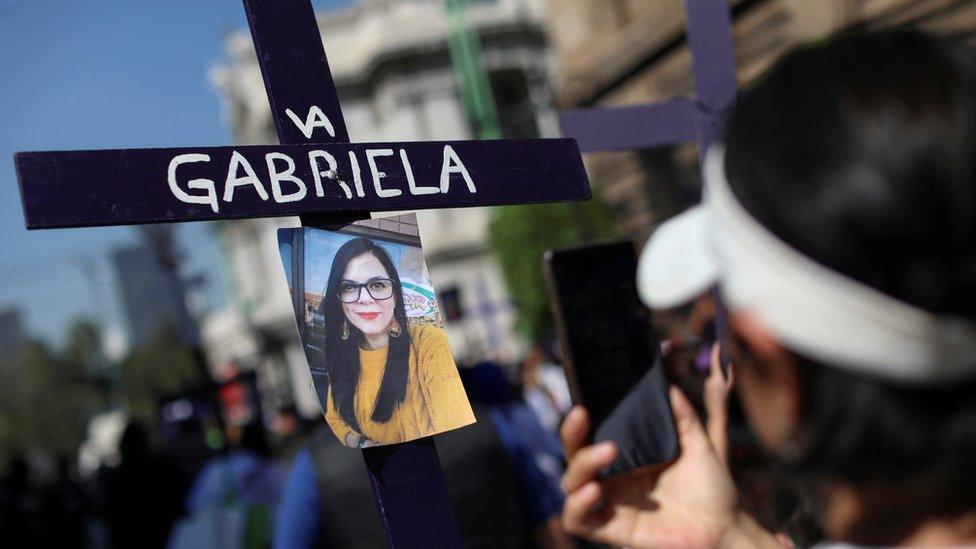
729;312;805;428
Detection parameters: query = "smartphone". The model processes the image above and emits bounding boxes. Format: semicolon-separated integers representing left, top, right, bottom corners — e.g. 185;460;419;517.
543;241;678;475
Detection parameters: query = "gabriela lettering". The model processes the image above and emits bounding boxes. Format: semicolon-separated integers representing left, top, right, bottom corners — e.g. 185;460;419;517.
166;146;477;212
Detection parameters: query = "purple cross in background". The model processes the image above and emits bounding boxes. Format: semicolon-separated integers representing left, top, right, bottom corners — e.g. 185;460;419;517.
559;0;740;360
560;0;738;157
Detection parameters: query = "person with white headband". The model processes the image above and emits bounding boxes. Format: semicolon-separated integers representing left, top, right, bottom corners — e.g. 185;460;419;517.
559;30;976;548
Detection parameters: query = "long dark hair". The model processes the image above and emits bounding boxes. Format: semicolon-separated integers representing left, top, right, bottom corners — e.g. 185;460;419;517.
725;30;976;511
320;237;413;434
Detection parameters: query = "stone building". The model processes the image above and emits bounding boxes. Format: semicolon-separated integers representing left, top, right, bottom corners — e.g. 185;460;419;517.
205;0;555;418
545;0;976;243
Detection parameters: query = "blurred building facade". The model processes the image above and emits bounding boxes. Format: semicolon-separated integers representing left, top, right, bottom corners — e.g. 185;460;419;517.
111;243;182;349
206;0;555;419
545;0;976;243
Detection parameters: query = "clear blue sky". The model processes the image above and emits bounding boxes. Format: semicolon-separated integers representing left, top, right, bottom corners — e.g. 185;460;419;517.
0;0;355;349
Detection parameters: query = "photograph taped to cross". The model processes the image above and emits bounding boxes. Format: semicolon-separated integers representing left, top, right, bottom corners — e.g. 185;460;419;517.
279;214;475;448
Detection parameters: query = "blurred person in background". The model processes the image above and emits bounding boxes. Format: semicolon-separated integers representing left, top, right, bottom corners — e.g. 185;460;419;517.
560;30;976;548
0;455;41;545
100;421;187;549
168;419;285;549
270;405;307;459
38;456;88;548
521;343;572;434
275;363;572;549
1;454;99;547
186;420;286;520
467;361;567;528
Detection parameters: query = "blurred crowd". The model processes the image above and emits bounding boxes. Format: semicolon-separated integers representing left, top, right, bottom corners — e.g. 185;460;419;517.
0;342;576;548
0;291;819;548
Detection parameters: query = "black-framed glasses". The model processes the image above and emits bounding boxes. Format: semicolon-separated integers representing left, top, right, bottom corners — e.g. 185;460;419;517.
337;278;395;303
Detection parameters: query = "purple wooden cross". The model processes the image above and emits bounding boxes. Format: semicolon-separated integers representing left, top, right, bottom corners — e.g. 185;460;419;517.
12;1;593;547
559;0;738;155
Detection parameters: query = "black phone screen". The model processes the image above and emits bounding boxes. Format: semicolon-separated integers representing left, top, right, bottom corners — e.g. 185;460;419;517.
544;241;677;474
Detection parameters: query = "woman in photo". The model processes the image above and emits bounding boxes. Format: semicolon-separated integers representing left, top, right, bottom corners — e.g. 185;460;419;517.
317;237;474;447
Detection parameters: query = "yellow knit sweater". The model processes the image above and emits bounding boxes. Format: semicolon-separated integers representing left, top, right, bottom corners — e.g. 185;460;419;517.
324;324;475;446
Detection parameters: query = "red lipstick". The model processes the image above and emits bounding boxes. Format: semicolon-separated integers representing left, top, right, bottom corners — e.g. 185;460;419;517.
357;312;380;320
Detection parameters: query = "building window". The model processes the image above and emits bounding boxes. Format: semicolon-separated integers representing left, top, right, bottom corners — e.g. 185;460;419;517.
489;69;540;139
438;286;464;322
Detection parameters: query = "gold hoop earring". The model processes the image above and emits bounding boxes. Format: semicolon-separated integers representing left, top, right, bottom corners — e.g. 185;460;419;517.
341;320;350;341
388;318;402;338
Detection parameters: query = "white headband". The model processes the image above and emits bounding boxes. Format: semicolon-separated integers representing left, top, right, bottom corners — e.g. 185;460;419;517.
638;145;976;384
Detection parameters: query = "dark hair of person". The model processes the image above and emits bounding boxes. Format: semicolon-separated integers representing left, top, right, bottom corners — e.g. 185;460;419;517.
119;421;150;460
724;30;976;512
238;420;272;459
319;237;413;434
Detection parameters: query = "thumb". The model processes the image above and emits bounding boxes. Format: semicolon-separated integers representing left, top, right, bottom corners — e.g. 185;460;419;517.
669;386;714;456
